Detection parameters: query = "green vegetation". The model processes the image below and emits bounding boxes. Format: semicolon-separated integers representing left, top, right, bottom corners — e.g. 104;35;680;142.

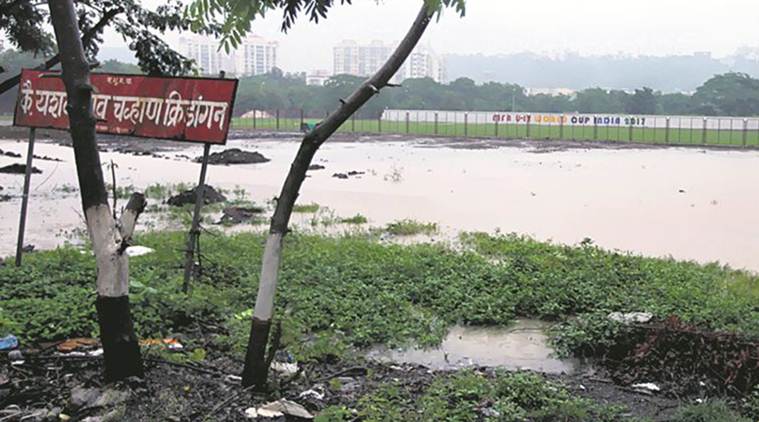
671;401;750;422
385;219;439;236
293;203;321;213
319;371;632;422
340;214;369;225
3;231;758;357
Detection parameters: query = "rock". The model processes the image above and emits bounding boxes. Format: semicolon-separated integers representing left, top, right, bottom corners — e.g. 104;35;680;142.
219;206;265;225
336;377;361;394
69;387;128;411
258;399;313;420
46;407;62;420
125;246;154;257
298;386;326;402
198;148;270;165
167;185;226;207
308;164;325;171
608;312;653;324
332;173;348;180
0;164;42;174
244;407;258;419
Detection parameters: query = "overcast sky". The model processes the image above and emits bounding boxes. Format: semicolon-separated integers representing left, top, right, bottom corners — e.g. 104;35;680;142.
98;0;759;72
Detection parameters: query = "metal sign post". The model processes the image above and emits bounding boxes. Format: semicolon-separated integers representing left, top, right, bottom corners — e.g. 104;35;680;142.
15;127;36;266
182;142;212;292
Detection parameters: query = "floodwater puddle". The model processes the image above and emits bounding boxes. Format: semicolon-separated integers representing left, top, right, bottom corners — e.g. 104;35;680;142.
366;319;577;374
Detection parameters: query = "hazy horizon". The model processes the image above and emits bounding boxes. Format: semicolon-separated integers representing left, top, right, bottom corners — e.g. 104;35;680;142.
85;0;759;72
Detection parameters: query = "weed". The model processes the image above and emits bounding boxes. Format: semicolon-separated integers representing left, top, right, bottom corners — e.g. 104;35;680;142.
294;203;321;213
385;219;438;236
340;214;368;225
671;400;749;422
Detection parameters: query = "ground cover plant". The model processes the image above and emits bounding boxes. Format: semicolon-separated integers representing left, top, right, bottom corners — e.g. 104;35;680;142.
3;230;759;417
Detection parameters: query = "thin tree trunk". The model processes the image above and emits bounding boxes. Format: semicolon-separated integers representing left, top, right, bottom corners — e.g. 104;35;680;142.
0;7;120;96
47;0;144;381
241;2;436;388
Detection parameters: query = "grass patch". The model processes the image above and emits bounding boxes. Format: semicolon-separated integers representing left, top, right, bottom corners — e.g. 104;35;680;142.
340;214;368;225
293;203;320;213
319;371;630;421
385;219;438;236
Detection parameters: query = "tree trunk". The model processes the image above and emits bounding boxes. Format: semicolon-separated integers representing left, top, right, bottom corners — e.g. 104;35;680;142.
47;0;144;382
241;2;436;389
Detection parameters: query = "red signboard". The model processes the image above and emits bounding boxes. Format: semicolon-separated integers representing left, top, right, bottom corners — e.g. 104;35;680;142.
14;69;238;144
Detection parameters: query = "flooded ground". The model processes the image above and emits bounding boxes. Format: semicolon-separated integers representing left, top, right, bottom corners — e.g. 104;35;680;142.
1;135;759;271
367;320;576;374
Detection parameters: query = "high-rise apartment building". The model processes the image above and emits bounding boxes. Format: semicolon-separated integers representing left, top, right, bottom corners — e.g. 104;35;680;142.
179;34;278;77
333;40;445;83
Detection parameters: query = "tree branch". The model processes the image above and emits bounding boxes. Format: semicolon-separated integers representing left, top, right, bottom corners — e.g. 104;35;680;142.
0;7;120;96
118;192;147;251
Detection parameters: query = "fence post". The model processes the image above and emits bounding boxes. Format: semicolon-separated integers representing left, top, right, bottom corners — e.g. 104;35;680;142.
378;113;382;133
628;121;633;142
434;112;439;135
743;118;749;147
593;117;598;140
351;113;356;132
527;117;532;139
559;116;564;139
495;118;499;137
253;109;257;129
275;109;280;131
702;117;708;144
300;109;304;130
665;117;670;144
464;113;468;137
15;128;36;267
405;112;410;134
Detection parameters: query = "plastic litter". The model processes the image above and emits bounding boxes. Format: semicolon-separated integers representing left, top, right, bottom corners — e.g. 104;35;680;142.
0;334;18;350
257;399;313;420
57;338;98;353
632;382;661;393
244;408;258;419
270;362;299;376
139;338;184;350
608;312;653;324
126;246;155;257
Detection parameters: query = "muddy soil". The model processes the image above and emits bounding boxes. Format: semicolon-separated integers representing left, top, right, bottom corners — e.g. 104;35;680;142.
0;348;681;421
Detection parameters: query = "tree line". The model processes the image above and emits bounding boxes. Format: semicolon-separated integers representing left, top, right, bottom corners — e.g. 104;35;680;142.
4;47;759;118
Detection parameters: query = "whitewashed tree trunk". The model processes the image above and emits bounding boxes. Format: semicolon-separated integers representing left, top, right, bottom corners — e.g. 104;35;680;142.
241;2;437;388
48;0;145;381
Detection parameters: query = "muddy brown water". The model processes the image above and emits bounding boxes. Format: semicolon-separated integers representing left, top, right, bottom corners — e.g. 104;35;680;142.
1;138;759;272
367;320;577;374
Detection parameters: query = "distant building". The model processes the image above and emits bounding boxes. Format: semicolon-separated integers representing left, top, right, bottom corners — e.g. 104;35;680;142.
525;87;576;96
333;40;444;83
306;70;332;86
179;34;278;77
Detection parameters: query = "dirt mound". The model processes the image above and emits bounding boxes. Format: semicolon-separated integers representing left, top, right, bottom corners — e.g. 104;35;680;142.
218;206;265;225
600;316;759;396
197;148;270;165
166;185;227;207
0;164;41;174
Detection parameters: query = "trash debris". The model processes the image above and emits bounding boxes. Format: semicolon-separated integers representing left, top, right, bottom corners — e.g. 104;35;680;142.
139;338;183;350
57;338;98;353
632;382;661;394
258;399;313;420
8;350;24;365
125;246;155;257
0;334;18;350
244;407;259;419
608;312;653;324
225;375;242;385
271;361;299;377
298;386;326;401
